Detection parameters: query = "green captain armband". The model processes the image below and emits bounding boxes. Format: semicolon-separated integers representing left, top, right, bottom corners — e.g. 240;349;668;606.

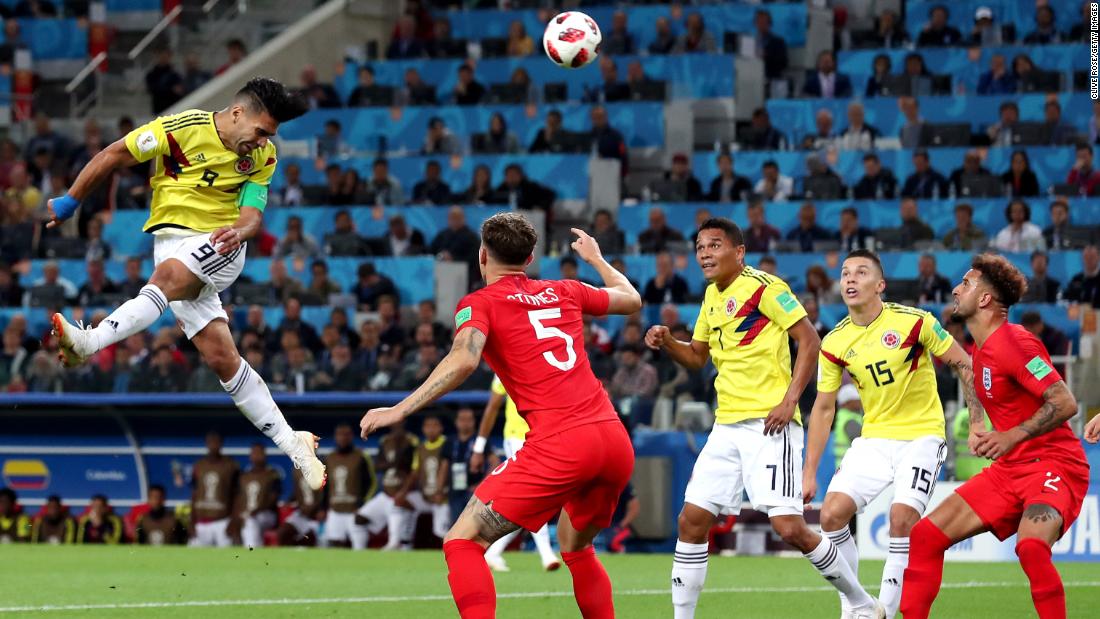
238;181;269;212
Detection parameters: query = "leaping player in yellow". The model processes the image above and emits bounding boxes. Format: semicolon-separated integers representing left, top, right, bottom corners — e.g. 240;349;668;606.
48;78;326;490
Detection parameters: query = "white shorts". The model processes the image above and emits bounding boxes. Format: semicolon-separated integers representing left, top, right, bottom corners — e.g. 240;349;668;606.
502;437;525;459
827;435;947;514
684;418;804;518
322;511;360;544
153;232;246;339
285;510;320;537
189;518;232;547
356;492;394;534
406;491;452;538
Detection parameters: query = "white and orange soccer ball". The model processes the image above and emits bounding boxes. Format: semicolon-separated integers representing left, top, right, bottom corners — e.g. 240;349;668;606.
542;11;601;69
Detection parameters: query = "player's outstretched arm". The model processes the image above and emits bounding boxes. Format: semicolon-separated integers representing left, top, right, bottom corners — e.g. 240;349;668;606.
973;381;1078;460
936;341;988;452
470;390;505;472
360;327;486;438
764;318;820;435
645;324;710;370
570;227;642;315
1085;414;1100;444
46;139;138;229
802;388;838;505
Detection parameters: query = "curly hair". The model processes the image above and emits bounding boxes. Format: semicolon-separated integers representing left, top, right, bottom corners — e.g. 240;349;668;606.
481;212;537;265
971;253;1028;308
235;77;308;124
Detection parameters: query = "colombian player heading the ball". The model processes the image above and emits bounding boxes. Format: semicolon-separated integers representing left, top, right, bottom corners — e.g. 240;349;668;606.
900;254;1089;619
48;78;327;491
646;218;884;619
360;213;641;619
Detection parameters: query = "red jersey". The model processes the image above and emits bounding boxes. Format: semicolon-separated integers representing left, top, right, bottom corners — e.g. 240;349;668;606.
455;274;616;439
973;322;1086;466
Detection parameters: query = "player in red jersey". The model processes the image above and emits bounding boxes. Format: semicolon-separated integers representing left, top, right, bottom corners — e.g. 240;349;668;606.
901;254;1088;619
360;212;641;619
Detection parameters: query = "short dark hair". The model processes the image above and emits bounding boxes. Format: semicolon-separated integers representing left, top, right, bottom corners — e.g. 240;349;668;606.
324;119;341;130
358;263;376;278
235;77;308;124
481;212;538;265
335;209;350;219
1050;198;1069;212
1005;199;1031;222
862;153;879;163
46;494;62;504
1030;250;1048;263
971;253;1028;307
426;160;441;170
999;101;1019;114
759;254;777;266
762;160;778;170
91;494;108;504
845;249;883;276
311;260;328;271
0;488;14;502
560;256;578;269
955;202;973;215
697;217;744;246
841;207;858;218
227;38;246;51
1020;311;1043;327
148;484;166;495
373;158;388;169
1076;142;1093;154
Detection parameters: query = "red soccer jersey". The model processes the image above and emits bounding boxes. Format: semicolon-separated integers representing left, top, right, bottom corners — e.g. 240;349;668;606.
454;274;616;439
973;322;1086;466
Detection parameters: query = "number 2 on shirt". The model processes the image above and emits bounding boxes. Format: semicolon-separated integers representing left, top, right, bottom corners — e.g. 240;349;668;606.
528;308;576;371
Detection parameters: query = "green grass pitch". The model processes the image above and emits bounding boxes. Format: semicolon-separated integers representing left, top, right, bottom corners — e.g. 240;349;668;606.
1;546;1096;618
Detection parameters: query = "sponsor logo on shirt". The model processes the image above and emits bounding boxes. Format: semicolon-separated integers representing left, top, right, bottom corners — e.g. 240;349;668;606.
776;291;799;313
1026;356;1053;380
844;348;857;360
881;330;901;349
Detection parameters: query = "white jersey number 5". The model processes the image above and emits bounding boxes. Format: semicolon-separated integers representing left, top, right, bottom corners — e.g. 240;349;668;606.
528;308;576;371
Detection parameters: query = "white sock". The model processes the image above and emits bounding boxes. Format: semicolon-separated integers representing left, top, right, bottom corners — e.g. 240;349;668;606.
532;524;557;562
487;529;521;559
349;524;368;550
881;537;909;618
672;540;708;619
804;535;873;609
86;284;167;353
220;361;297;452
824;527;859;610
385;508;412;549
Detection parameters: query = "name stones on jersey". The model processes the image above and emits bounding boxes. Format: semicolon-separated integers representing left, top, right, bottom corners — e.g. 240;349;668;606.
880;330;901;349
505;287;560;306
725;297;737;316
235;157;254;174
137;131;158;154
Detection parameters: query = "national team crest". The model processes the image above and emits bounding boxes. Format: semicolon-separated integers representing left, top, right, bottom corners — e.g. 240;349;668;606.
982;367;992;390
234;157;254;174
880;330;901;349
725;298;737;316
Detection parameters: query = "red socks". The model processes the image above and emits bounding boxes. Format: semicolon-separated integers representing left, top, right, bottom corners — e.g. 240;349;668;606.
1016;538;1065;619
900;518;952;619
562;546;615;619
444;539;496;619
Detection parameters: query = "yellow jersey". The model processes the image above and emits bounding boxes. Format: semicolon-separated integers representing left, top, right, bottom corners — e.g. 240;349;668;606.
692;266;807;425
124;109;278;233
490;375;530;441
819;303;954;441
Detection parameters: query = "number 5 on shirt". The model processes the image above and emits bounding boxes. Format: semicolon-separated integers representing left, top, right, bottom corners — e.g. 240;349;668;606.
528;308;576;371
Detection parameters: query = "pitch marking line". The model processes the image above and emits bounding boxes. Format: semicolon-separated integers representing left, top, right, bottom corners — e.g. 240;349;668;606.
2;581;1099;613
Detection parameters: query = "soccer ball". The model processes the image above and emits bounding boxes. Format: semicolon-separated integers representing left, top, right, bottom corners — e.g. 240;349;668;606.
543;11;601;69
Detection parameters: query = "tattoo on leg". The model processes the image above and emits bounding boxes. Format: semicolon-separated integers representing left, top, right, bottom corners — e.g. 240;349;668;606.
1023;504;1061;525
475;499;520;543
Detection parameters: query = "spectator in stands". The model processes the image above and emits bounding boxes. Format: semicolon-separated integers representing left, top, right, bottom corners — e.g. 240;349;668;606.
0;19;26;65
475;113;519;154
412;160;452;205
146;48;184;114
355;320;382;374
399;68;437;106
394;342;441;391
758;255;778;276
1020;313;1070;375
853;153;898;200
801;108;836;151
977;53;1016;95
24;344;64;392
917;254;953;304
131;345;186;392
674;12;717;54
411;299;450;348
5;164;40;219
495;164;556;213
1043;101;1078;146
298;65;341;109
84;217;111;263
707;153;752;202
591;209;625;256
785;202;832;252
181;52;211;96
590;105;628;173
744;200;781;253
268;260;305;304
507;67;539;105
387;15;427;59
901;53;935;96
422;117;460;157
1067;143;1100;196
529;110;566;154
428;17;465;59
864;54;892;97
754;160;793;202
77;259;119;307
651;153;703;202
273;166;303;207
506;20;534;57
754;10;789;80
992;199;1046;252
25;260;77;306
1064;245;1100;307
643;252;689;305
897;197;936;247
1011;53;1039;87
354;263;398;311
648;16;676;55
870;10;909;48
24;113;70;163
316;119;344;159
0;262;25;307
31;495;74;544
1069;1;1091;41
802;50;852;99
898;96;927;149
586;57;629;104
274;216;322;260
0;326;27;387
740;108;784;151
1023;251;1061;304
943;202;988;251
917;5;963;46
329;307;360;351
430;206;480;282
1044;199;1078;250
803;154;846;200
638;208;685;254
969;6;1005;47
837;207;873;252
949;150;996;196
805;265;841;305
279;297;323;354
215;39;247;75
987;101;1020;147
307;260;341;302
452;64;486;106
335;170;369;206
461;165;497;205
383;214;427;256
901;150;949;199
348;66;386;107
836;101;878;151
311;342;364;392
604;10;634;55
625;61;661;101
1024;5;1062;45
1001;150;1041;198
366;159;404;205
136;485;183;545
77;495;122;545
689;208;714;246
611;342;658;412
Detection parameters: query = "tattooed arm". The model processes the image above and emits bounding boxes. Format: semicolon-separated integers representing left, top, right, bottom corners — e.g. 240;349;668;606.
361;328;486;437
936;342;987;432
973;381;1078;460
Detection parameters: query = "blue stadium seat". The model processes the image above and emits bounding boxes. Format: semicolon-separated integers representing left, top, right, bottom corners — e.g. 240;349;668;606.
263;205;505;240
239;256;436;306
105;0;160;10
904;0;1078;41
18;19;88;60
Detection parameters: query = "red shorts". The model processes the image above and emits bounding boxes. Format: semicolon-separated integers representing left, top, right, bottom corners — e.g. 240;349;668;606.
955;456;1090;541
475;419;634;532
